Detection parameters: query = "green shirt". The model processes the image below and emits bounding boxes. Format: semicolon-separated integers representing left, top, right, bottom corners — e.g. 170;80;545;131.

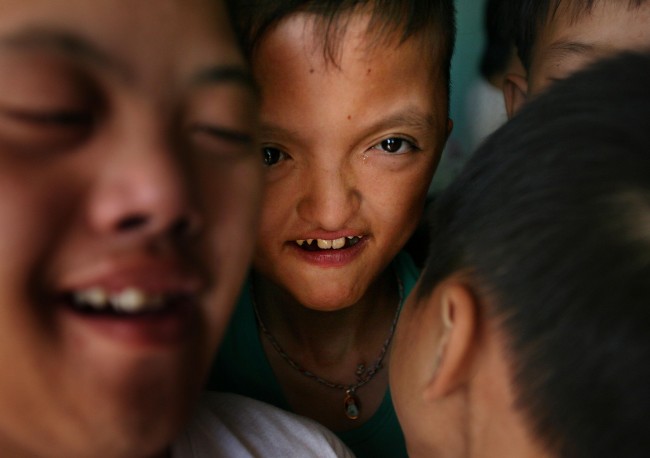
207;252;419;458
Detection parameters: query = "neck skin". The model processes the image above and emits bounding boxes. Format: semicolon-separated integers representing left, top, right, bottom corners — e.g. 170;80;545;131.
453;320;551;458
252;267;399;366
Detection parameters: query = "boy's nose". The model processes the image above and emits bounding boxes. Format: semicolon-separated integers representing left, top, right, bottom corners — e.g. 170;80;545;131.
86;135;201;240
296;164;360;230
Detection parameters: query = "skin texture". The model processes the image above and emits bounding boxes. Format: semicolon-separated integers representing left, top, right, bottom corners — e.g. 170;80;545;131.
0;1;261;457
390;278;549;458
248;11;449;431
253;12;448;311
505;1;650;115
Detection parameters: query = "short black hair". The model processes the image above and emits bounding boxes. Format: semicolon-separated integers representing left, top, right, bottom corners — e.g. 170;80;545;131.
512;0;649;69
226;0;456;97
479;0;516;80
418;52;650;458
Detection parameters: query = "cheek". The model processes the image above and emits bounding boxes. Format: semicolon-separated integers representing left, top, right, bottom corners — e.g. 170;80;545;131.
205;160;261;258
0;169;75;291
199;159;262;331
255;177;293;241
367;164;431;232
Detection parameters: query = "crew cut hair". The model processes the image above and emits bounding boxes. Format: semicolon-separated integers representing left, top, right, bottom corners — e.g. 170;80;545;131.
226;0;456;96
418;52;650;458
512;0;649;69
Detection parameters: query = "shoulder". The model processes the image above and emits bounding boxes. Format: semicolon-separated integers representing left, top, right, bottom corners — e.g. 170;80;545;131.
172;392;356;458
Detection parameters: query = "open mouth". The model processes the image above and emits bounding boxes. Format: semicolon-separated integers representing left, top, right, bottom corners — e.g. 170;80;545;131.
294;236;363;251
63;287;192;317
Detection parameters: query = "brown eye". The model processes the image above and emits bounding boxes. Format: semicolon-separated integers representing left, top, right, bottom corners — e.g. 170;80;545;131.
381;138;404;153
262;146;286;166
371;137;419;155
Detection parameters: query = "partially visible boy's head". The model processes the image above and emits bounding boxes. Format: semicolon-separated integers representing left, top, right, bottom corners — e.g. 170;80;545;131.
391;52;650;458
504;0;650;116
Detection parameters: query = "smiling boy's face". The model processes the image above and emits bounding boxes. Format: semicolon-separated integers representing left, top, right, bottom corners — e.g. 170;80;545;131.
528;1;650;94
252;11;449;310
0;0;261;456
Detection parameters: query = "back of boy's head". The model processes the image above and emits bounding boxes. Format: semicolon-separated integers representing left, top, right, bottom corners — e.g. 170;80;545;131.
419;52;650;458
513;0;650;70
226;0;455;96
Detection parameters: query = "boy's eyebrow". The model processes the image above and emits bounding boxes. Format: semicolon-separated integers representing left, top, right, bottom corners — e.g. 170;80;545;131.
362;109;435;136
0;26;129;78
193;66;259;98
0;26;258;97
259;108;435;143
546;40;602;60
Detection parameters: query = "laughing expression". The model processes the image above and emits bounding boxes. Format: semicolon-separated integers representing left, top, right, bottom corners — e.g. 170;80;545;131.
0;0;261;456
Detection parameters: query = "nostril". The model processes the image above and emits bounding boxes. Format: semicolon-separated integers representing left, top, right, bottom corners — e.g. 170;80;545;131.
116;214;149;231
170;218;192;237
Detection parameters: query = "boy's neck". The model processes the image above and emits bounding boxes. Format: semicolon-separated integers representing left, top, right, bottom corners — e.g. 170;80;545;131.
252;268;399;365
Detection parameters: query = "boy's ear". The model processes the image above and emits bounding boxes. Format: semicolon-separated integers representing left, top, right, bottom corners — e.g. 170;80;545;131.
446;118;454;138
422;281;478;401
503;73;529;119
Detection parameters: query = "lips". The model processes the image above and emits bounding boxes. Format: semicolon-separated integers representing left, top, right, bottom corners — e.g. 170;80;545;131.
288;233;368;267
55;259;206;346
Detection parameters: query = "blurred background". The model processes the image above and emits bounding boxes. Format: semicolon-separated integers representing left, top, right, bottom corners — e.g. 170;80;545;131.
431;0;494;192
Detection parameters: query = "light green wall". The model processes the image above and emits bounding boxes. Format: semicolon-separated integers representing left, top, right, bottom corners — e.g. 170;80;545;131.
430;0;487;191
450;0;487;153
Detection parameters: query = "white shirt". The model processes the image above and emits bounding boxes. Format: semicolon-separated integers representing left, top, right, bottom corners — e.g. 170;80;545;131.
172;392;356;457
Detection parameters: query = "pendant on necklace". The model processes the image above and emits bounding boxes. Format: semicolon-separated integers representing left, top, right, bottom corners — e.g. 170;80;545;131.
344;389;360;420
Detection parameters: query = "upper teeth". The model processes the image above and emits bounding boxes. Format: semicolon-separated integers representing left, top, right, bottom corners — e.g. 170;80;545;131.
73;287;165;313
296;236;362;250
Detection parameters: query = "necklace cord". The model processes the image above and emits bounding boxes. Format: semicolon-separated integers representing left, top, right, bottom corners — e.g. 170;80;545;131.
251;270;404;394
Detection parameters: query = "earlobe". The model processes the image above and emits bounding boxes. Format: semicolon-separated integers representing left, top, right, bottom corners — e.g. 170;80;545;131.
503;73;529;119
423;282;478;401
446;118;454;138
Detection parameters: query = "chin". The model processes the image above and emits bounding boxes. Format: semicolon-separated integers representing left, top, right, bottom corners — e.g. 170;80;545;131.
70;350;204;457
86;379;196;458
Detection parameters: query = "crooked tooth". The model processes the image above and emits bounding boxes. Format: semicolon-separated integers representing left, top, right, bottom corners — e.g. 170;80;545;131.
296;240;305;246
74;288;108;309
317;239;332;249
332;237;346;249
307;239;314;245
111;288;147;313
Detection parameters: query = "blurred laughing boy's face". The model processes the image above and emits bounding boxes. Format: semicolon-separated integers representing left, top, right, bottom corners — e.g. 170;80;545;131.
0;0;261;456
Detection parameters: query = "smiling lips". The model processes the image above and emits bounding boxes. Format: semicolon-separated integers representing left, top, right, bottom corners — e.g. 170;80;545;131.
295;235;363;251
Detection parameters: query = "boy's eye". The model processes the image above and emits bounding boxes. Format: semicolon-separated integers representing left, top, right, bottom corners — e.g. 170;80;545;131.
262;146;286;166
0;107;95;155
371;137;417;154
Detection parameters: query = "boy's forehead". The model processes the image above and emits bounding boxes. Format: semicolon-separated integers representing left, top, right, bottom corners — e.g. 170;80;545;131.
528;0;650;90
264;10;442;74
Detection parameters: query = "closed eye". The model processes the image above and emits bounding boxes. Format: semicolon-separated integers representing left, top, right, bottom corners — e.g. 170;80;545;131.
4;109;93;127
190;123;254;146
